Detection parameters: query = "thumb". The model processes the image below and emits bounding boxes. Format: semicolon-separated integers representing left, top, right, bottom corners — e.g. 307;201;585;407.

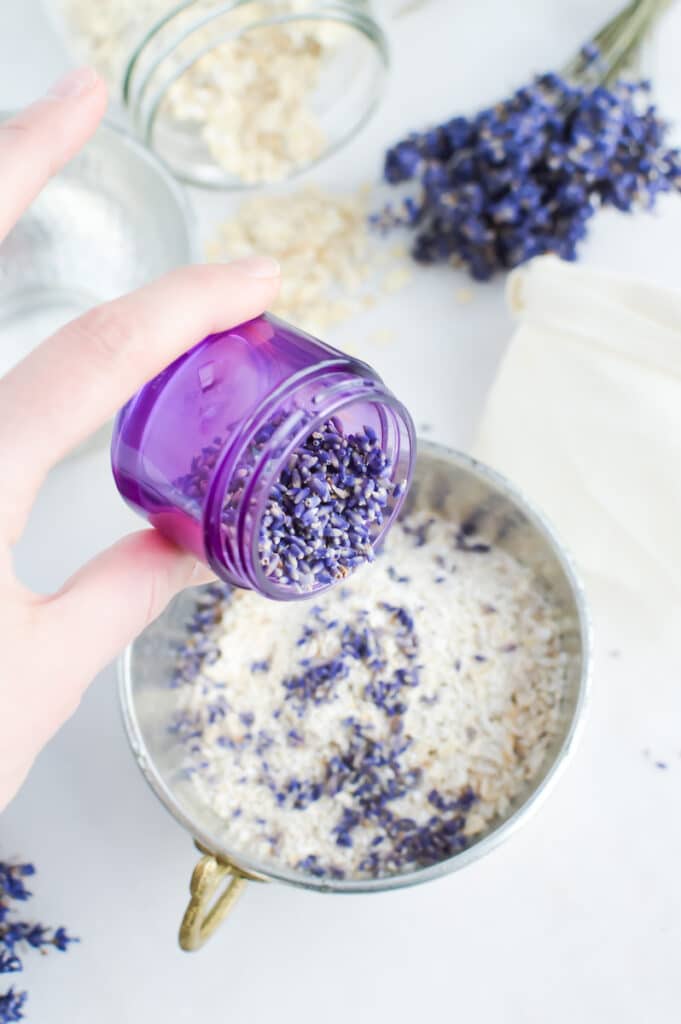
42;530;214;687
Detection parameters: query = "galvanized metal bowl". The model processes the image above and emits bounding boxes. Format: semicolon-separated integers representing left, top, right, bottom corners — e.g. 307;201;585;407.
119;441;590;949
0;115;194;454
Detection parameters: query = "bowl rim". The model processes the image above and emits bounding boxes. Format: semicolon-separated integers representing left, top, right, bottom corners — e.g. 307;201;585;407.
0;109;199;264
118;439;592;894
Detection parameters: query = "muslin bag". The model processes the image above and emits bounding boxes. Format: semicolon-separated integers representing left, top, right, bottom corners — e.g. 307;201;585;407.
473;255;681;664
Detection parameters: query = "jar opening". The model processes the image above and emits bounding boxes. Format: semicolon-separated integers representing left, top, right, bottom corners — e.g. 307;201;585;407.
204;378;414;599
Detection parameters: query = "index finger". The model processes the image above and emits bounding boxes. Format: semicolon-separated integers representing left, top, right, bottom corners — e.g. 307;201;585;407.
0;67;107;242
0;258;280;544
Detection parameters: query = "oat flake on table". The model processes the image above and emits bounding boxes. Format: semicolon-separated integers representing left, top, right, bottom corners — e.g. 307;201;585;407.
206;186;410;336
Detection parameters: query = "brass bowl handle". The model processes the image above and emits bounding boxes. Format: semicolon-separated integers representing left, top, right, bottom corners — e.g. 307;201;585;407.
179;848;249;951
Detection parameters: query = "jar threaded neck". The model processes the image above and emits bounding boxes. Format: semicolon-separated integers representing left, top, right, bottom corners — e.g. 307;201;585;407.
203;367;414;599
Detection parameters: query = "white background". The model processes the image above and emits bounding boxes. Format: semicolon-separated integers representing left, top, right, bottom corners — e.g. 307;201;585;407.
2;1;681;1021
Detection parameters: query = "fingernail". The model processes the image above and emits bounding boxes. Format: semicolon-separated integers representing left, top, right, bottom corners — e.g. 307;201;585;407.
230;255;281;279
48;66;99;99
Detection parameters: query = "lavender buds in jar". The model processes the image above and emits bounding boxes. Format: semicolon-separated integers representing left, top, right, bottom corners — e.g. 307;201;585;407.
258;419;401;589
111;314;414;599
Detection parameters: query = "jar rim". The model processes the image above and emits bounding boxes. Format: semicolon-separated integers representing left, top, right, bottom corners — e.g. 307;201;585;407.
202;368;415;598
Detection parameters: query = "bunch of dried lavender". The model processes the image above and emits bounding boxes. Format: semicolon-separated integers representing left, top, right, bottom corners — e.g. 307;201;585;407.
376;0;678;279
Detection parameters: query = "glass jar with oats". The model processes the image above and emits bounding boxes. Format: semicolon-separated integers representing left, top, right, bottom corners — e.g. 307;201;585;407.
48;0;389;188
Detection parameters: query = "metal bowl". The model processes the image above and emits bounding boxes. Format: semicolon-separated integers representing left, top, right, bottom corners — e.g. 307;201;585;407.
0;115;195;454
119;441;591;948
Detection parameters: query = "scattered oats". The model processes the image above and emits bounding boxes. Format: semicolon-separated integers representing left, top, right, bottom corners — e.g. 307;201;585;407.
59;0;346;183
455;287;474;305
59;0;162;83
206;186;410;334
382;267;412;293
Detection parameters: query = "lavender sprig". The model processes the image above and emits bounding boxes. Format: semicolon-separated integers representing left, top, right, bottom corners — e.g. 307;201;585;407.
0;991;26;1023
564;0;673;85
0;862;77;1023
376;0;680;280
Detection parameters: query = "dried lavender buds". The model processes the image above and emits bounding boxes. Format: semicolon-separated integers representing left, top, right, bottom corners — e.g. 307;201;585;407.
173;413;404;595
259;420;401;590
168;513;571;880
376;58;681;279
0;861;77;1023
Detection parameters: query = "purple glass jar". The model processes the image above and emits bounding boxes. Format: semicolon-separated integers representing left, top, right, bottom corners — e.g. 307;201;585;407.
111;314;415;600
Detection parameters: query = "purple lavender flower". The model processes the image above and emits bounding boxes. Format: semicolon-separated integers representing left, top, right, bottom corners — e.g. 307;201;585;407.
377;18;681;280
0;989;26;1023
1;861;77;1022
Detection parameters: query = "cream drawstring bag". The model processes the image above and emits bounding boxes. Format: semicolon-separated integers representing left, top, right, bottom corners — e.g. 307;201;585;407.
474;255;681;680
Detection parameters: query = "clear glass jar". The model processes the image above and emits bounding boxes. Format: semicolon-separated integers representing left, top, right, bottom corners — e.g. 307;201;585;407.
52;0;389;188
111;313;414;599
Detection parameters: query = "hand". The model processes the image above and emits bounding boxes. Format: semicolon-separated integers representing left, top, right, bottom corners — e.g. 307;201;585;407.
0;69;280;811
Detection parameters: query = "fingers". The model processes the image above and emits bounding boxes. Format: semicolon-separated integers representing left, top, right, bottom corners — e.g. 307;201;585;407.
39;530;215;691
0;67;107;243
0;257;280;542
0;531;215;811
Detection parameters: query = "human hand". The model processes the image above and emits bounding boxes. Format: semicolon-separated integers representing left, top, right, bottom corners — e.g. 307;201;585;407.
0;69;280;811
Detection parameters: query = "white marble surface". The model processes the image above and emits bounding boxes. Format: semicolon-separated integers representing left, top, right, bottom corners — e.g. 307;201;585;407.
1;1;681;1021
